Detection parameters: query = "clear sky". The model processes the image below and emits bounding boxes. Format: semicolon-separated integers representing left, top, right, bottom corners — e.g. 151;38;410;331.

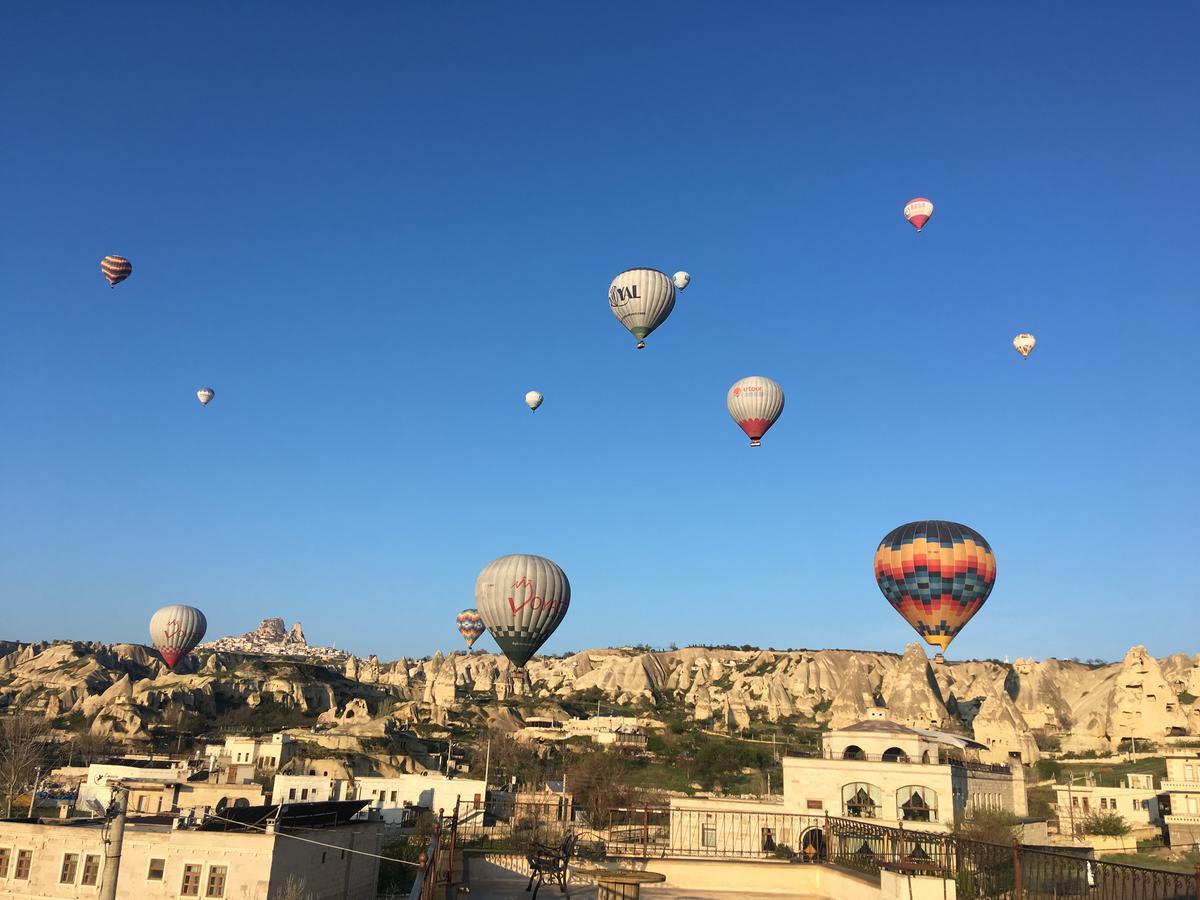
2;3;1197;663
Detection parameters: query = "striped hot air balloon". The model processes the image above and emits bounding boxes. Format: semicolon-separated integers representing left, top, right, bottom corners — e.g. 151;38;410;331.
609;267;685;349
456;608;486;649
726;376;785;447
874;521;996;654
100;255;133;287
148;604;207;670
196;387;215;407
474;554;569;670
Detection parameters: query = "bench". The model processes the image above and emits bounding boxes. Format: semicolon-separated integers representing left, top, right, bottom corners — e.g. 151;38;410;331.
526;831;578;898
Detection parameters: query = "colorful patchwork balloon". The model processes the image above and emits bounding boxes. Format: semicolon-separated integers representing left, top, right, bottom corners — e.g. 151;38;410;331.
874;521;996;653
456;608;486;649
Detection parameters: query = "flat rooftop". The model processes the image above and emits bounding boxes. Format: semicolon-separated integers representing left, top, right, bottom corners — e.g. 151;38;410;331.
463;864;819;900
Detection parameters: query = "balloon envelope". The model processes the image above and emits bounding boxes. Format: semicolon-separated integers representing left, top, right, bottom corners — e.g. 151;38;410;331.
1013;334;1036;359
456;608;486;649
874;521;996;653
727;376;784;446
475;554;569;669
903;198;933;232
101;255;132;287
149;604;207;669
609;268;677;349
524;391;543;412
672;271;691;290
197;388;215;406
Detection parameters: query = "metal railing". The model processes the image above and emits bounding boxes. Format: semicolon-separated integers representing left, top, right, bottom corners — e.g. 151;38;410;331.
454;799;1200;898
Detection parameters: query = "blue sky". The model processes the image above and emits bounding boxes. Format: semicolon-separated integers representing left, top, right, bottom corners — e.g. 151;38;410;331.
1;3;1197;663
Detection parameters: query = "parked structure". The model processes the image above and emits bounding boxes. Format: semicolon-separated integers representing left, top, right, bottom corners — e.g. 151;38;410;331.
1164;751;1200;848
1053;773;1161;837
0;802;380;899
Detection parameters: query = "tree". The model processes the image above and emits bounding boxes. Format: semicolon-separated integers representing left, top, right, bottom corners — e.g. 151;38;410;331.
958;808;1023;845
568;752;629;827
0;716;50;817
1083;813;1130;837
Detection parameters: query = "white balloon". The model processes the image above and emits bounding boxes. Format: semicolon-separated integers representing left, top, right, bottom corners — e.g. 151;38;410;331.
475;554;570;669
727;376;785;447
149;604;207;670
672;271;691;290
1012;333;1036;359
524;391;543;412
196;387;215;406
608;268;677;349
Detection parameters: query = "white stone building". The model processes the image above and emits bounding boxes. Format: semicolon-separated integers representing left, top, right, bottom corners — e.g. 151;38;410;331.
0;808;381;899
76;760;194;811
272;772;487;823
1164;751;1200;848
1053;773;1162;837
203;732;298;773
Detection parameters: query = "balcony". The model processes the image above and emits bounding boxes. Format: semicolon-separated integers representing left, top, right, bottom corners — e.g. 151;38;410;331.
1161;780;1200;792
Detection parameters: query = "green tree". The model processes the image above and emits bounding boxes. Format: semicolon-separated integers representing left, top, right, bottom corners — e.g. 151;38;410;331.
1083;813;1130;837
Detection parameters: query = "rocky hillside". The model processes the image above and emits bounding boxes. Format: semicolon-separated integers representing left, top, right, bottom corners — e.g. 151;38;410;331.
1;636;1197;762
201;617;345;661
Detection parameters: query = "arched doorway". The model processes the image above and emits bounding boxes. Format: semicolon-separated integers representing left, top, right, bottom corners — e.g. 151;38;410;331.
801;828;826;862
882;746;909;763
842;745;866;760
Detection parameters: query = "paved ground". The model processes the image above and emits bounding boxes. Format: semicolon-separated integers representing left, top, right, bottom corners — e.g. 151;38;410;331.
461;859;821;900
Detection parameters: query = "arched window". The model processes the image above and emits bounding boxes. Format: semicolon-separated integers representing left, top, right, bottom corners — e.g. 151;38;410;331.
882;746;909;763
842;783;882;818
897;786;938;823
842;745;866;760
920;750;931;764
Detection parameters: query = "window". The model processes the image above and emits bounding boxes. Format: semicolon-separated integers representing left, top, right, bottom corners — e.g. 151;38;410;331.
1072;796;1079;808
16;850;32;879
148;858;166;880
897;786;939;822
842;783;882;819
390;791;397;802
82;855;100;886
842;745;866;760
182;863;202;896
288;788;297;800
701;824;717;848
806;799;823;810
1100;798;1108;810
301;788;309;800
61;853;79;884
206;865;227;897
136;795;145;812
0;848;9;877
882;746;909;763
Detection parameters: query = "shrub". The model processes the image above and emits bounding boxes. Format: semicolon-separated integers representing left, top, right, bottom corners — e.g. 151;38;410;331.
1035;759;1062;781
1083;813;1130;837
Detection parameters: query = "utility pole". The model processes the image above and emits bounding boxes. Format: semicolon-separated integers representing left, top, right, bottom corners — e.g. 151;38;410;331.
98;787;129;900
26;768;43;819
482;739;491;789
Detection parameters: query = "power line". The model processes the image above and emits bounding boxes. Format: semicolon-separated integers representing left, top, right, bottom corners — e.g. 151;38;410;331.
205;813;423;867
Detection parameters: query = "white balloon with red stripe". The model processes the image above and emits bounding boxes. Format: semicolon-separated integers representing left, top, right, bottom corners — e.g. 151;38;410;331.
727;376;785;447
903;198;934;232
149;604;207;670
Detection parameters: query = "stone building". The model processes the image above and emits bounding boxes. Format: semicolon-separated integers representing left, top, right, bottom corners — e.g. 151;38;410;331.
1052;773;1162;837
0;802;380;899
1164;751;1200;848
272;771;487;824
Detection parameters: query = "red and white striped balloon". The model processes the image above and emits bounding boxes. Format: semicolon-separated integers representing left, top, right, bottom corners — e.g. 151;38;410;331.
149;604;207;670
727;376;784;447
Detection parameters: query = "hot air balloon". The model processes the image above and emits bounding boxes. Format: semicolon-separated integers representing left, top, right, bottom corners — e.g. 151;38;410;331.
1013;334;1036;359
524;391;543;412
903;198;933;232
672;271;691;290
874;521;996;654
197;387;215;406
609;267;686;349
475;554;569;670
456;608;486;649
726;376;784;447
101;255;132;287
149;604;207;670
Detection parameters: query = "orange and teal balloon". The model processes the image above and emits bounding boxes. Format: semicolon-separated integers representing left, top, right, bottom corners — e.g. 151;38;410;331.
457;608;486;649
874;521;996;653
101;255;132;287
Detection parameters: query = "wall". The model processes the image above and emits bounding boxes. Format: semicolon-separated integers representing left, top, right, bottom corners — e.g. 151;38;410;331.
351;774;487;821
77;763;188;809
266;824;382;900
783;756;955;829
273;775;345;804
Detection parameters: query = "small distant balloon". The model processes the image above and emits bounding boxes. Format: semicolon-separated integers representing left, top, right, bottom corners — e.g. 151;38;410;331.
149;604;207;670
672;271;691;290
1013;334;1036;359
101;255;132;287
524;391;544;412
727;376;785;447
456;608;486;649
197;387;215;406
609;267;686;349
903;198;934;232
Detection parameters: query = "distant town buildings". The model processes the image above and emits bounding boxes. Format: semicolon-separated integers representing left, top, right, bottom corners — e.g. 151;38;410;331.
71;757;266;818
1164;751;1200;848
0;801;380;898
199;617;346;661
512;714;649;750
272;771;487;824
